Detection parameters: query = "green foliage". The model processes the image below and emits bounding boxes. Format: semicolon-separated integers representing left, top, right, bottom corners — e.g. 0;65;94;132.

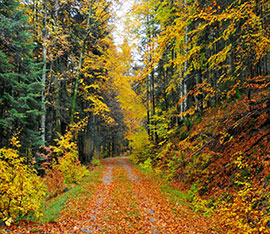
188;181;200;202
0;137;47;225
0;0;42;152
162;181;200;203
161;185;190;204
184;118;191;131
91;158;101;167
139;157;153;172
150;114;170;140
165;159;177;181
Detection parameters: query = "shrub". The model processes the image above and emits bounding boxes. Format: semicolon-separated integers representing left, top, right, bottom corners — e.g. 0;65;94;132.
91;158;101;166
0;137;47;224
139;157;153;172
39;146;66;198
52;121;89;184
44;167;65;198
57;151;89;184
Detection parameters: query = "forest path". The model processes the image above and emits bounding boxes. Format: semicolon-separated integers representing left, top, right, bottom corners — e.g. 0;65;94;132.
66;157;216;233
7;158;219;233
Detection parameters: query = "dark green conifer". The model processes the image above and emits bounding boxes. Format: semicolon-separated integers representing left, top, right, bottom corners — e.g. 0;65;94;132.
0;0;43;154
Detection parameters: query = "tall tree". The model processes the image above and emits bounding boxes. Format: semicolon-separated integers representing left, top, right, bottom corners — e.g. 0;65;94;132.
0;0;42;153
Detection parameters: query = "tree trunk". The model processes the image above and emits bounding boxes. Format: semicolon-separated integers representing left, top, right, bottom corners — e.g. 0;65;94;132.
183;0;188;114
70;3;93;123
41;0;48;144
146;79;150;136
151;69;158;142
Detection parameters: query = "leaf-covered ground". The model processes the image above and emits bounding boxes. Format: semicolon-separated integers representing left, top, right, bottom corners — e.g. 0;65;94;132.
3;158;224;233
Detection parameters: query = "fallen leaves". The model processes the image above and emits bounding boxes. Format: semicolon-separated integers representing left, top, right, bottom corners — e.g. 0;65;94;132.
3;158;223;233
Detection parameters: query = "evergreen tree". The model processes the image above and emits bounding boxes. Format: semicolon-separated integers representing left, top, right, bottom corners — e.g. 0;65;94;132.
0;0;42;154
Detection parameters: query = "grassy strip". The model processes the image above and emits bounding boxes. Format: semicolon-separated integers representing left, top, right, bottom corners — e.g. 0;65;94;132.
41;165;103;223
160;185;190;204
130;158;215;218
41;186;81;223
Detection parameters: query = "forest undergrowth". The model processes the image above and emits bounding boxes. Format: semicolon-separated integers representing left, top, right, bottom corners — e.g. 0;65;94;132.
131;89;270;233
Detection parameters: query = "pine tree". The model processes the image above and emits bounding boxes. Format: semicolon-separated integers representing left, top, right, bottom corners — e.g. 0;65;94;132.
0;0;43;154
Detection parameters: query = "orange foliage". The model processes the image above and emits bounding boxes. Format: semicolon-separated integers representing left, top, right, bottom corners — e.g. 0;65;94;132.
140;90;270;232
45;168;65;199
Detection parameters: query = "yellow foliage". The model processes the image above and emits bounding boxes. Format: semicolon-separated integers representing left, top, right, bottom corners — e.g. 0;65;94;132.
0;137;46;223
102;39;149;155
218;182;270;234
128;126;150;157
52;120;89;184
57;151;89;184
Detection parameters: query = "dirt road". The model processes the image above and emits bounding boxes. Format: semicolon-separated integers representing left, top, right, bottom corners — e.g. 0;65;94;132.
6;158;219;233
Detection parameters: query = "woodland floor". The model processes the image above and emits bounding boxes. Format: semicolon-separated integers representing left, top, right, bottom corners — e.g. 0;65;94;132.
4;158;223;234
